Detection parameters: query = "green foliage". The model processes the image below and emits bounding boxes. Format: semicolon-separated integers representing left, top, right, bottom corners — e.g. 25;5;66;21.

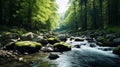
62;0;80;31
32;0;59;31
0;25;26;36
61;0;120;32
105;26;120;33
113;46;120;55
0;0;59;31
1;0;120;32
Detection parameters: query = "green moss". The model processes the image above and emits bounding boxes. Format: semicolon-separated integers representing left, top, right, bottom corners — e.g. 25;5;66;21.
48;38;55;40
113;46;120;55
15;41;41;48
54;42;71;52
5;41;42;53
54;42;70;48
47;37;60;44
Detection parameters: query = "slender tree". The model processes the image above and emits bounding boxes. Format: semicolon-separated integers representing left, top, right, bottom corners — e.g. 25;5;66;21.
99;0;103;29
0;0;2;24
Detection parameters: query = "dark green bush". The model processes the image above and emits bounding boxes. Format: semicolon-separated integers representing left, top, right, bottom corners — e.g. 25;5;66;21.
113;46;120;55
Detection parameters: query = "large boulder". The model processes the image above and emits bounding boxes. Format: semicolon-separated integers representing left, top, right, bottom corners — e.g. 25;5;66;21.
21;32;35;41
0;33;19;40
113;38;120;46
106;34;116;39
96;36;106;42
53;42;71;52
57;34;69;41
5;41;42;53
113;46;120;56
0;33;19;47
48;53;59;60
106;34;116;42
41;46;53;52
33;36;48;46
47;37;60;45
1;39;18;47
96;36;113;46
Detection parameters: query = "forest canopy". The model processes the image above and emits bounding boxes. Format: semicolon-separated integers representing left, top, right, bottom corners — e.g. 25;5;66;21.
0;0;59;32
0;0;120;33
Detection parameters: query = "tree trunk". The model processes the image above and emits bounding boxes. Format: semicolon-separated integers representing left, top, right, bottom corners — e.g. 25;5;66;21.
83;1;87;30
0;0;2;24
107;0;111;26
92;0;97;29
74;1;78;32
99;0;103;29
8;1;15;26
27;0;33;29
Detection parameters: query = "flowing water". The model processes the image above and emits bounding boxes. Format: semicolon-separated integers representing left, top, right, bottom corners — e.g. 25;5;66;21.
0;37;120;67
26;45;120;67
51;38;120;67
52;46;120;67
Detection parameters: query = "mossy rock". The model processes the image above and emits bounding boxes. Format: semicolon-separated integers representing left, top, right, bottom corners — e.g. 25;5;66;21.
5;41;42;53
38;39;48;46
0;33;19;41
5;42;16;50
113;46;120;56
97;36;113;46
21;32;35;41
47;37;60;44
97;36;106;42
53;42;71;52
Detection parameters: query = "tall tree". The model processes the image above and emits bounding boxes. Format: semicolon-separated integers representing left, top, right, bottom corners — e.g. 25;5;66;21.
80;0;88;31
0;0;3;24
99;0;103;29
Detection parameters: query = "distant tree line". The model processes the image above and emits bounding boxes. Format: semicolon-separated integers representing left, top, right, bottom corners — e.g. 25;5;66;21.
61;0;120;32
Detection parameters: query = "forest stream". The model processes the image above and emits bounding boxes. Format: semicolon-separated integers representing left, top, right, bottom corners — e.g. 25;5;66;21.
1;0;120;67
0;37;120;67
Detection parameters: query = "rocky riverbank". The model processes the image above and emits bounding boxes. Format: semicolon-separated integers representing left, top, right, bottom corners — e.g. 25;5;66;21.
0;31;120;67
0;32;71;63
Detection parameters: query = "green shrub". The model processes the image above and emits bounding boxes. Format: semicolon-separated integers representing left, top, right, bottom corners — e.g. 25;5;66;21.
113;46;120;55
